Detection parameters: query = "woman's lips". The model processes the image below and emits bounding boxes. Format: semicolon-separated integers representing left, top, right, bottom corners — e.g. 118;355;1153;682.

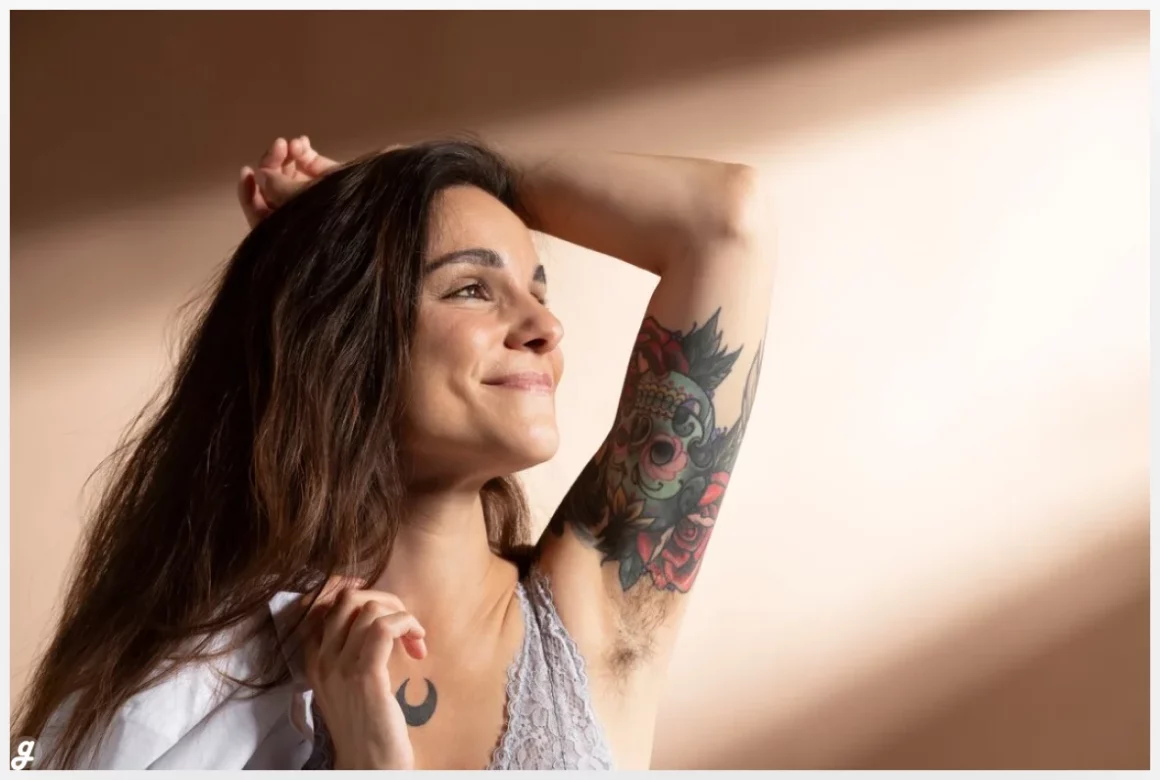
482;372;555;393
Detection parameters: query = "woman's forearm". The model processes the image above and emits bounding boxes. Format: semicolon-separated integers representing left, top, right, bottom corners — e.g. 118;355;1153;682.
501;147;758;276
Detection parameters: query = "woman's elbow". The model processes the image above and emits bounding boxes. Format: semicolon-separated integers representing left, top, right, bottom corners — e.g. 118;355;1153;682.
719;164;767;242
688;164;768;261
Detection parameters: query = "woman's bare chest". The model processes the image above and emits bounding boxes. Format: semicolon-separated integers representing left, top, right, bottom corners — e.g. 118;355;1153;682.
387;600;526;769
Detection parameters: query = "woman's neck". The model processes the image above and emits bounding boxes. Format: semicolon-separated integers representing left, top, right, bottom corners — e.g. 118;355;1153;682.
369;485;518;645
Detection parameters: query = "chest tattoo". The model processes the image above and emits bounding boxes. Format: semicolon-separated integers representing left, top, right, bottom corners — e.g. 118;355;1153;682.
396;677;438;726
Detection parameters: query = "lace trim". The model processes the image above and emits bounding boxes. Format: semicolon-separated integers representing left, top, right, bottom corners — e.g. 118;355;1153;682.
486;562;615;770
484;577;533;769
527;563;615;769
525;562;602;727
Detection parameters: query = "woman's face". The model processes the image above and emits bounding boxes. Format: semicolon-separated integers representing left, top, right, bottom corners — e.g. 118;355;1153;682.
401;185;565;485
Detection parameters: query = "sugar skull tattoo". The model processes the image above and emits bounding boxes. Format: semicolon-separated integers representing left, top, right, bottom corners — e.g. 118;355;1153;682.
549;309;763;593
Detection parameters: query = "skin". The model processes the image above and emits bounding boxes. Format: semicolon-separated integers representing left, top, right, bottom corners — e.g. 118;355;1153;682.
240;136;773;770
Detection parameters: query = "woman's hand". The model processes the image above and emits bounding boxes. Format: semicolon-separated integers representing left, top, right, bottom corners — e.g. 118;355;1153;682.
299;577;427;770
237;136;340;228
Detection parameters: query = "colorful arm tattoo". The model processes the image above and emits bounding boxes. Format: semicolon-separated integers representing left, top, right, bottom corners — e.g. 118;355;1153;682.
548;309;763;593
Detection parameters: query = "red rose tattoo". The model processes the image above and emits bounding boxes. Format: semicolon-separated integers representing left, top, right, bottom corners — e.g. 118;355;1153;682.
644;471;726;591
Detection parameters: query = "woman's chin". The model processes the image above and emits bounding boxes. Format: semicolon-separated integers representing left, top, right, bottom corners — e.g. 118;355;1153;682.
500;429;560;472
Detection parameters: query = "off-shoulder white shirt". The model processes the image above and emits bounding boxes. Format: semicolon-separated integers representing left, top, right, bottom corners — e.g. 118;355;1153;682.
32;565;613;770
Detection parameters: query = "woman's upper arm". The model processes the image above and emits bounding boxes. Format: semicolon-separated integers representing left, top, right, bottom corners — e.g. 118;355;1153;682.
534;172;774;688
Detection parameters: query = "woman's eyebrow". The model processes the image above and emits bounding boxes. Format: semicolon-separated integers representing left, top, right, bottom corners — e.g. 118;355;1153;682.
425;247;547;285
425;248;502;275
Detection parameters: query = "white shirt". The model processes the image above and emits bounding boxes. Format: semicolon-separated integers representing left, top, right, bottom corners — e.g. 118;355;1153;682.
34;592;320;770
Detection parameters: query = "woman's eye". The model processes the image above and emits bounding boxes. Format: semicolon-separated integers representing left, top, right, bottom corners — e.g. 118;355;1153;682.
449;283;488;300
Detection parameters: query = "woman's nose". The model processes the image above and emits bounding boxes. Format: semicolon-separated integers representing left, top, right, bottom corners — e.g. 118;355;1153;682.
507;301;564;354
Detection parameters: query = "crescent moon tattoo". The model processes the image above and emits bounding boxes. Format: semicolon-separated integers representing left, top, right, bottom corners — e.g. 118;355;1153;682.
396;678;437;727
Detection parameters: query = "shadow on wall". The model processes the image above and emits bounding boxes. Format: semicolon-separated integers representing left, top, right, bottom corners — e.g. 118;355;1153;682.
690;515;1149;770
857;589;1149;769
13;9;999;233
12;10;1142;354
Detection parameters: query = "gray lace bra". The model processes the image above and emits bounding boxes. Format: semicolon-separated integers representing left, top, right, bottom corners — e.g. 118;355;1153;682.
303;564;615;770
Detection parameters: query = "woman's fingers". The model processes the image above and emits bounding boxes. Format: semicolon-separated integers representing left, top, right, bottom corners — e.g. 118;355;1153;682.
254;169;307;208
236;167;257;228
255;136;299;184
296;577;364;640
238;166;272;228
269;136;297;178
240;137;290;227
344;601;427;669
239;135;340;228
400;633;428;661
317;588;407;666
346;599;389;640
260;137;289;171
298;576;365;661
317;589;366;664
356;612;427;672
290;135;340;177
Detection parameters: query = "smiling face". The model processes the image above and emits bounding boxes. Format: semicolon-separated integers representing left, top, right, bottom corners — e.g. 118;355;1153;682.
400;185;565;486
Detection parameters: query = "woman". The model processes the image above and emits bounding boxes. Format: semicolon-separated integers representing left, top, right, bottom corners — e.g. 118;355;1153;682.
15;135;772;769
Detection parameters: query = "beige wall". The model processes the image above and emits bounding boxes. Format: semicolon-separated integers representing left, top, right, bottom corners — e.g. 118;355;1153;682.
11;11;1148;768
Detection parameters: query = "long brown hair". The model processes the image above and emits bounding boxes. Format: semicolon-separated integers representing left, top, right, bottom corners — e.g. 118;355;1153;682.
14;140;536;769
